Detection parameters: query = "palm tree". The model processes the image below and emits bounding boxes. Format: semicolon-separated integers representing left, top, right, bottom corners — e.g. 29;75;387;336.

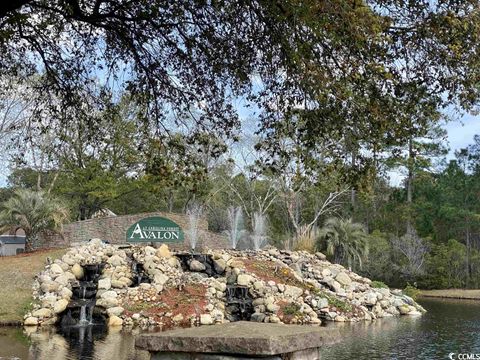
0;189;69;252
317;217;369;270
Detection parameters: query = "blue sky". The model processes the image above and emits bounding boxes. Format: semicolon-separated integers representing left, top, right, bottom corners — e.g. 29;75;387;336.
0;106;478;188
388;113;480;186
445;113;480;158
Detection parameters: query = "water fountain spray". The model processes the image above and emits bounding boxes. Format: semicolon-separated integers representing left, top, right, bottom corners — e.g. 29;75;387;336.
187;203;204;251
251;211;268;251
225;206;245;249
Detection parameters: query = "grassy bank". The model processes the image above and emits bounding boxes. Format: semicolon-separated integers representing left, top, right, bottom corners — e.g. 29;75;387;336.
419;289;480;300
0;249;66;325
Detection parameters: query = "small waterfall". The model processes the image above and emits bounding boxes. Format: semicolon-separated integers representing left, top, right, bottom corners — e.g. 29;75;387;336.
225;285;253;321
87;304;94;323
59;263;106;328
130;260;151;287
175;253;219;276
79;305;88;325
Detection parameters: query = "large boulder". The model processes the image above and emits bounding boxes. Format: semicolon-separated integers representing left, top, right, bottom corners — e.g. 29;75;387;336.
111;279;128;288
189;260;206;272
98;278;112;290
24;317;39;326
101;291;118;299
55;272;75;287
156;244;171;258
71;264;84;279
266;303;280;313
200;314;213;325
40;281;60;293
251;312;266;322
50;264;63;275
60;287;73;300
284;285;303;299
53;299;69;314
107;255;124;267
154;273;169;286
107;307;125;317
108;315;123;327
335;272;352;286
97;297;119;308
213;259;227;274
41;294;58;308
237;274;253;286
364;292;377;306
32;308;52;318
316;297;329;309
62;255;76;266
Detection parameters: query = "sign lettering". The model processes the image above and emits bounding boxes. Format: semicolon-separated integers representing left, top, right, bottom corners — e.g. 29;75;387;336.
126;217;184;243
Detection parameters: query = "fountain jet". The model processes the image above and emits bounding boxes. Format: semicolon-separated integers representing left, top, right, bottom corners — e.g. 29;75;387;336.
225;206;245;249
187;203;204;251
251;212;268;251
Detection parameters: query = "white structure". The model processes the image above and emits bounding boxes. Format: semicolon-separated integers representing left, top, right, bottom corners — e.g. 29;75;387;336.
0;235;26;256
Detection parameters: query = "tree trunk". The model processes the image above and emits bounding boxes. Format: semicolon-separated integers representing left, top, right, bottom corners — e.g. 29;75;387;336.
168;190;174;213
351;150;356;214
407;137;414;204
406;137;414;234
25;234;36;252
79;205;87;221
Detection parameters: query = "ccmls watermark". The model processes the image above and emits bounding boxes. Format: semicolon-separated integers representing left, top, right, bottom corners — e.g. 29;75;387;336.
448;353;480;359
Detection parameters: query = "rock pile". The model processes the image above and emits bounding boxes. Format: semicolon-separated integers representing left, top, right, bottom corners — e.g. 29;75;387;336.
25;240;425;328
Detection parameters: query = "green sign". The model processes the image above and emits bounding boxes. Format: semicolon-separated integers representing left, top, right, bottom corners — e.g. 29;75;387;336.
126;216;184;243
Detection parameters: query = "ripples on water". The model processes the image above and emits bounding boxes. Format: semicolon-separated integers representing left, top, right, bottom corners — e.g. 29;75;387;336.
319;298;480;359
0;325;149;360
1;298;480;359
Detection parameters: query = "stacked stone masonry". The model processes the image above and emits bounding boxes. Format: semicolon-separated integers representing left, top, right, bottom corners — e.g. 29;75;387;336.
37;212;227;250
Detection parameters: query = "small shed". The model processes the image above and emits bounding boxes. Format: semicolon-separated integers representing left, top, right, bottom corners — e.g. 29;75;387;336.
0;235;26;256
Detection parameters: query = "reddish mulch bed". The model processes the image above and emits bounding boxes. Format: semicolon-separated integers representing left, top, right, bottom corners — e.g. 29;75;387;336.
277;300;301;324
122;283;208;328
240;258;306;288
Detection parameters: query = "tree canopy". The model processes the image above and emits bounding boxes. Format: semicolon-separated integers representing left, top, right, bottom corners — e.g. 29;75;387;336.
1;1;480;179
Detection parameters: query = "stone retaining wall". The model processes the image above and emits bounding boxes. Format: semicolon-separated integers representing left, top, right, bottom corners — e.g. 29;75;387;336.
37;212;227;250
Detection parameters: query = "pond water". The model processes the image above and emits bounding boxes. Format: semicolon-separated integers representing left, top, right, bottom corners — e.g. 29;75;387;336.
319;298;480;359
1;298;479;359
0;325;150;360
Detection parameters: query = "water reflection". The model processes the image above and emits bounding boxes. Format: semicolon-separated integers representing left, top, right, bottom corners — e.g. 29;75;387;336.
0;327;30;359
0;326;149;360
319;298;480;359
2;298;480;360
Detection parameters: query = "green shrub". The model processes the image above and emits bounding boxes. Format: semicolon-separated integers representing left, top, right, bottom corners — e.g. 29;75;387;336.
320;291;352;312
419;239;467;289
371;280;388;289
403;282;419;300
283;303;302;316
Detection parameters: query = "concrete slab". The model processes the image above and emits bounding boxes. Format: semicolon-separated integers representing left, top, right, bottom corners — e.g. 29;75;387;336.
135;322;339;356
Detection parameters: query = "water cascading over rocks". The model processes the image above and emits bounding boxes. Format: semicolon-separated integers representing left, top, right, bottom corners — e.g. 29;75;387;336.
130;259;152;287
176;253;220;277
225;285;253;321
59;263;106;327
28;240;427;330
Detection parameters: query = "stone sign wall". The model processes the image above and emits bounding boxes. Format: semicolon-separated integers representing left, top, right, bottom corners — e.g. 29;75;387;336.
37;211;228;249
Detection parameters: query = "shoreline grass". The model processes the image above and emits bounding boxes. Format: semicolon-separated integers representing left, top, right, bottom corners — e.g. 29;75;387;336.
0;248;66;325
419;289;480;300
